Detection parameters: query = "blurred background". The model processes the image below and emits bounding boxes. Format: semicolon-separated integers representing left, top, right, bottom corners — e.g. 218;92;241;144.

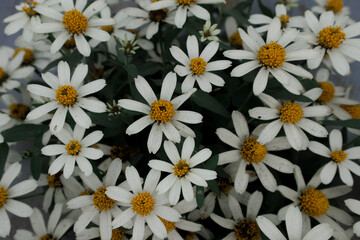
0;0;359;239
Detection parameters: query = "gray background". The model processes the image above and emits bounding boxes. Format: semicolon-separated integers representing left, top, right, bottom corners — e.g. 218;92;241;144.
0;0;359;239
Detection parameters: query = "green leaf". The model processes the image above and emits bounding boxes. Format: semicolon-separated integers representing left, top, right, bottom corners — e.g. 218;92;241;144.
203;155;218;170
0;143;9;179
2;124;49;142
196;186;205;208
208;179;221;196
31;137;42;180
191;91;230;117
125;64;139;79
264;88;313;102
138;62;162;77
257;0;274;17
42;57;64;73
322;120;360;129
88;112;122;128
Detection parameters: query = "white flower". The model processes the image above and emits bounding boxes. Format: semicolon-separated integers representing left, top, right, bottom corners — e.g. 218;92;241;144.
257;205;333;240
248;90;332;151
0;162;38;238
105;166;182;240
14;204;75;240
149;137;217;205
216;111;294;193
26;61;106;133
148;0;225;28
309;129;360;186
199;20;221;42
224;18;317;95
225;17;242;48
118;72;202;153
345;199;360;237
33;0;115;56
42;124;104;178
0;87;32;122
210;191;278;240
3;0;59;42
313;68;358;120
67;159;127;240
37;172;67;211
249;4;306;33
0;46;34;93
77;225;130;240
277;165;353;240
304;10;360;76
171;35;231;93
312;0;350;18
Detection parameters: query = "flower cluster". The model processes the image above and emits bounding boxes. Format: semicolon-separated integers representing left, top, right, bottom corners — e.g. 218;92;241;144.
1;0;360;239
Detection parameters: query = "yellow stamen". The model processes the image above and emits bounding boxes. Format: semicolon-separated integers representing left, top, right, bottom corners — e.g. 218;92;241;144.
234;218;261;240
101;25;114;34
279;14;290;28
159;217;176;233
110;145;132;160
185;232;196;240
0;186;8;208
241;137;267;164
64;37;76;49
21;0;38;17
325;0;343;13
217;177;232;195
55;85;78;106
318;26;346;49
299;188;329;217
330;150;347;163
318;82;335;103
149;2;168;22
228;31;242;48
80;190;94;196
100;229;125;240
65;140;82;155
0;67;9;85
40;235;55;240
131;192;155;217
176;0;197;6
190;57;207;75
340;105;360;119
173;159;190;177
257;41;286;68
93;186;115;211
9;103;30;120
13;48;34;65
47;173;62;188
149;99;175;123
279;102;304;124
63;9;88;34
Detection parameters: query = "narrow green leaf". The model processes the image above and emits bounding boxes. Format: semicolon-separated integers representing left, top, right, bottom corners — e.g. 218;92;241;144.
257;0;274;17
42;57;64;73
322;120;360;129
203;155;219;170
196;186;205;208
191;91;230;117
0;143;9;179
264;88;313;102
31;137;42;180
2;124;49;142
208;179;221;196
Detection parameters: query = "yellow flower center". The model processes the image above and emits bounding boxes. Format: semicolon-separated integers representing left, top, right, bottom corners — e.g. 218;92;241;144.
330;150;347;163
234;218;261;240
149;99;176;123
279;14;290;28
47;173;62;188
131;192;155;217
63;9;88;34
217;177;232;195
0;186;8;208
101;25;114;34
190;57;207;75
0;67;9;85
318;26;346;49
340;105;360;119
13;48;34;65
149;1;168;22
55;85;78;106
241;137;267;164
279;102;304;124
65;140;82;155
176;0;197;6
317;82;335;103
9;103;30;120
257;41;286;68
21;0;38;17
64;37;76;49
40;235;55;240
159;217;176;233
100;229;125;240
80;189;94;196
110;145;133;160
173;159;190;177
326;0;343;13
93;186;115;211
299;188;329;217
185;232;196;240
229;31;242;48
